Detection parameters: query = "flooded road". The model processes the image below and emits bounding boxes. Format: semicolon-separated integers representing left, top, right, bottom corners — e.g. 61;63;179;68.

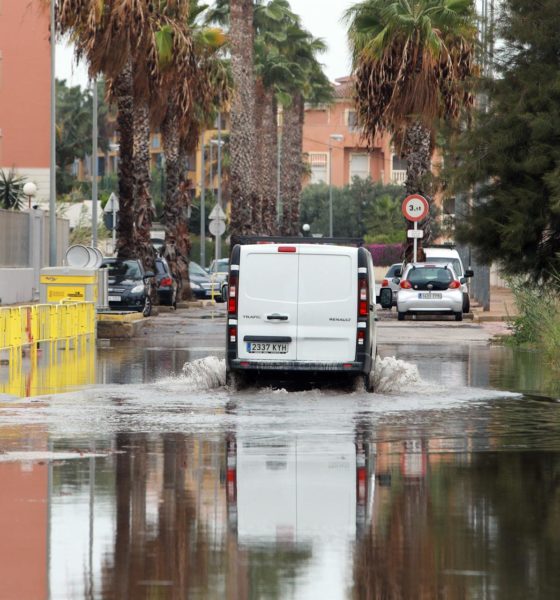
1;308;559;599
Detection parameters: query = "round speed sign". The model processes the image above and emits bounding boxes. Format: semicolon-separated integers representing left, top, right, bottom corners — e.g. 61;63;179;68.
402;194;429;222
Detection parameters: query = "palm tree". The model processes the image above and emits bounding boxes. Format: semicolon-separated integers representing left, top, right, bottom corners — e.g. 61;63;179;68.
345;0;478;248
0;169;26;210
229;0;259;237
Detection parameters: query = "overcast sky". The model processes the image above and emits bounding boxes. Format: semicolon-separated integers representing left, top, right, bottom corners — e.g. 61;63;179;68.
56;0;355;87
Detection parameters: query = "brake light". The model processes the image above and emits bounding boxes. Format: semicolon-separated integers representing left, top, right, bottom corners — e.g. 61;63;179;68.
449;280;461;289
381;279;389;287
278;246;296;253
159;277;172;287
400;280;412;289
228;274;238;314
358;278;368;316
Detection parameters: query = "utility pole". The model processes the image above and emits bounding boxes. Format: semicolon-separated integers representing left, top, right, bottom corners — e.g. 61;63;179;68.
49;0;57;265
200;135;206;268
216;112;223;260
91;79;99;248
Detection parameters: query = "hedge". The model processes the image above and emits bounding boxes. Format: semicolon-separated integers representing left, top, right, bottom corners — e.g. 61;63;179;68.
366;244;404;267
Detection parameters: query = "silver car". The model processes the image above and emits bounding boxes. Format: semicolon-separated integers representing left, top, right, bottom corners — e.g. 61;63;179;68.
396;263;464;321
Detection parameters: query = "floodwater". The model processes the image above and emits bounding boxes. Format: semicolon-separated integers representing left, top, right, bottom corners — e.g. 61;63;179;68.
1;314;560;599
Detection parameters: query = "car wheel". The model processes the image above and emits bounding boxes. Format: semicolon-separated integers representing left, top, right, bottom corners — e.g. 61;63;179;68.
455;312;463;322
463;294;471;314
397;311;405;321
142;295;152;317
221;285;228;302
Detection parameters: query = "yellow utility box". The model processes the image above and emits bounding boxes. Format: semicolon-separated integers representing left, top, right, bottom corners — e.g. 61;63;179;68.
40;267;98;304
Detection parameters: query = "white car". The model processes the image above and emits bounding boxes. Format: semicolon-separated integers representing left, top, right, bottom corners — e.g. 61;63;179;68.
226;241;377;391
424;247;473;313
396;263;464;321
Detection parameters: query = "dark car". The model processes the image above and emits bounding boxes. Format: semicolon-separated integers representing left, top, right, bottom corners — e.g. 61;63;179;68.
155;257;178;308
189;261;222;300
102;258;154;316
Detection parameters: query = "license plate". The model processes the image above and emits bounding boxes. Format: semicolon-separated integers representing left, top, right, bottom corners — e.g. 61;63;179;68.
247;342;289;354
418;292;442;299
108;295;121;302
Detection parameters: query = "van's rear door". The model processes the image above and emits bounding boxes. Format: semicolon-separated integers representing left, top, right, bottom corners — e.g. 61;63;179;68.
237;245;298;361
297;246;357;362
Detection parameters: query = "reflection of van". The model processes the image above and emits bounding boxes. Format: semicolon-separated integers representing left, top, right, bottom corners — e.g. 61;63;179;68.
226;241;377;390
424;247;474;313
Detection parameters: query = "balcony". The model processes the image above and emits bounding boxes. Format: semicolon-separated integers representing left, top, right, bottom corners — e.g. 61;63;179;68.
391;170;406;185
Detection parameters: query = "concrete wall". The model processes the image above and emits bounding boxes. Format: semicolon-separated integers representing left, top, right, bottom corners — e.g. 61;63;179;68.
0;268;34;304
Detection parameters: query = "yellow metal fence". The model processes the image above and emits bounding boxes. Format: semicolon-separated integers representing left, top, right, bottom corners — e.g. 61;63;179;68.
0;302;96;351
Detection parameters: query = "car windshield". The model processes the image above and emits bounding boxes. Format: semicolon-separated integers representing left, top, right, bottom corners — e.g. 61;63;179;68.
189;262;208;276
407;267;453;290
105;260;142;280
155;260;167;276
211;259;229;273
386;264;401;277
426;257;463;277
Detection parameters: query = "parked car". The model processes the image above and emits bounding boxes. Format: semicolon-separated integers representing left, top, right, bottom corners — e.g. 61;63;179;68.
154;257;178;308
225;241;377;391
396;262;464;321
207;258;229;301
102;258;154;317
378;263;403;309
424;247;473;313
189;261;222;301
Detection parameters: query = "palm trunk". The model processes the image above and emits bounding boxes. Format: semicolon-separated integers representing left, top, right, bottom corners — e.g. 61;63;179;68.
133;99;155;275
229;0;258;237
113;62;136;258
256;81;278;235
404;121;432;261
280;93;304;236
162;105;191;301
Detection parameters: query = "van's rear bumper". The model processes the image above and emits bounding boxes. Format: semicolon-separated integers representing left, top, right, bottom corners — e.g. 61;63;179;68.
228;357;372;374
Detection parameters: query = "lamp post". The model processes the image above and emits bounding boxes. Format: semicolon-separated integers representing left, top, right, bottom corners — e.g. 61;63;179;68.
200;134;206;268
91;78;99;248
49;0;57;265
23;182;37;209
328;134;344;238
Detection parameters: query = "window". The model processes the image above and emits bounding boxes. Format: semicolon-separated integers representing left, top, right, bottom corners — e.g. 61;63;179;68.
349;154;369;180
308;152;328;184
345;109;359;130
152;135;161;149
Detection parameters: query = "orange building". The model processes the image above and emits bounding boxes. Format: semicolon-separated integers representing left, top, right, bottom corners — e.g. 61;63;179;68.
303;77;406;188
0;1;51;202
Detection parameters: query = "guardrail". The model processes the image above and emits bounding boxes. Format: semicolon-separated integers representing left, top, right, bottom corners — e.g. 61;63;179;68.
0;302;96;352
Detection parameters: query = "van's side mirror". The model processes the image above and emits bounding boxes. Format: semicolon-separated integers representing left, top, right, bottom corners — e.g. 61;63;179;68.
460;277;466;285
465;269;474;278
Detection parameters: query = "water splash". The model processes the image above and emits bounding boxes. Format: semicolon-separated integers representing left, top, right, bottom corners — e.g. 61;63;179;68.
179;356;226;390
373;356;422;393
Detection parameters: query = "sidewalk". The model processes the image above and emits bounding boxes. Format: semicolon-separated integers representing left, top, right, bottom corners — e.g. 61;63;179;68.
471;286;518;323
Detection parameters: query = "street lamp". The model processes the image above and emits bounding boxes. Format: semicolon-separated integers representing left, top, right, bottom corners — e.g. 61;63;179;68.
23;182;38;209
302;223;311;237
328;134;344;238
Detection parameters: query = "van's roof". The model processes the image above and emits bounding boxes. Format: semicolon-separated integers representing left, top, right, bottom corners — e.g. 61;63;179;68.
242;243;357;253
424;247;460;258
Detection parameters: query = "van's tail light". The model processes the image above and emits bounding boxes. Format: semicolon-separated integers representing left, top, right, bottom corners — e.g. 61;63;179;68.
400;280;412;289
356;466;367;505
381;279;389;287
357;330;365;346
449;280;461;289
229;326;237;343
159;277;172;287
278;246;297;253
358;278;368;316
228;274;238;314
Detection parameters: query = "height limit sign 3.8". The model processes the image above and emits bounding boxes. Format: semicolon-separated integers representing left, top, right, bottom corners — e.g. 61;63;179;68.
402;194;429;262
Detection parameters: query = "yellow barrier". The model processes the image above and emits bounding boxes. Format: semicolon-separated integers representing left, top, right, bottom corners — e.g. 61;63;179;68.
0;302;96;352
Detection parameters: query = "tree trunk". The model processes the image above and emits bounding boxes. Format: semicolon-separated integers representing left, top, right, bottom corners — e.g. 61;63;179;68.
113;62;136;258
255;79;278;235
133;99;156;275
229;0;258;237
280;94;304;236
162;105;191;301
404;121;432;261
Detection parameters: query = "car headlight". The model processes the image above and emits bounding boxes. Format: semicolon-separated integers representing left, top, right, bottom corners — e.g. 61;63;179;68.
131;284;144;294
190;282;201;290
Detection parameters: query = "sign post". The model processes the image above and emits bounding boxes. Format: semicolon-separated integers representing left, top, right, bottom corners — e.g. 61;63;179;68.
402;194;429;262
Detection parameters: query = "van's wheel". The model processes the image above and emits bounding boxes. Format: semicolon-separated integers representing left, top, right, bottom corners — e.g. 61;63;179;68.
455;312;463;322
226;370;246;391
142;295;152;317
397;311;405;321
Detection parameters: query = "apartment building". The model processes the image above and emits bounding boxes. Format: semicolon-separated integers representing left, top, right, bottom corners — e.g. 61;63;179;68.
303;76;406;188
0;1;51;201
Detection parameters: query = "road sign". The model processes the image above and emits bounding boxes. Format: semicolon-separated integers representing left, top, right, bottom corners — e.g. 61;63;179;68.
208;204;226;221
103;192;119;214
209;219;226;237
402;194;429;222
407;229;424;239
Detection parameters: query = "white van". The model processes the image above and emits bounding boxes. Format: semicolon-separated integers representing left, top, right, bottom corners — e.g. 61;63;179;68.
424;246;474;313
226;241;377;390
